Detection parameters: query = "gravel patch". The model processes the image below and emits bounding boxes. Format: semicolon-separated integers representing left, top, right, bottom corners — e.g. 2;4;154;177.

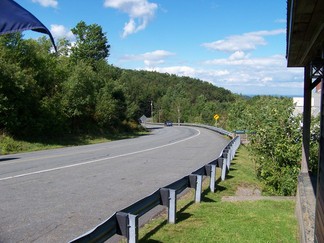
221;186;295;202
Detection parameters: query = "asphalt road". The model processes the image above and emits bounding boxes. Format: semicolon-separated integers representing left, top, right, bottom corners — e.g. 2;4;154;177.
0;125;229;242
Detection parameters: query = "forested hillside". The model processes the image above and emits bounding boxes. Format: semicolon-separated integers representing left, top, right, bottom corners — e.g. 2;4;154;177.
0;21;235;139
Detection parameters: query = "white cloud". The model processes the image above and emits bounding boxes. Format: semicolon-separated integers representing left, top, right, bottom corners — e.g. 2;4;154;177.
50;24;75;41
201;29;286;52
199;51;304;95
104;0;158;38
228;51;248;60
32;0;58;8
204;53;286;69
122;50;175;67
198;28;299;94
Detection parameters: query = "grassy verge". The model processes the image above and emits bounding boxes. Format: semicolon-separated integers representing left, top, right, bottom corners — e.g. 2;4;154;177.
0;129;148;154
137;146;298;242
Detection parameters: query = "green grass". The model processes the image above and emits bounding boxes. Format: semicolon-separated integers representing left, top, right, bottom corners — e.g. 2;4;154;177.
137;146;298;243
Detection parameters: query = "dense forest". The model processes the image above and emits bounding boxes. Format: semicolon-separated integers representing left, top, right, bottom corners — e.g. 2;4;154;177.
0;21;320;196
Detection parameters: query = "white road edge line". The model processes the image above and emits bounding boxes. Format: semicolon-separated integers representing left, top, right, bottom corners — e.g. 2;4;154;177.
0;128;201;181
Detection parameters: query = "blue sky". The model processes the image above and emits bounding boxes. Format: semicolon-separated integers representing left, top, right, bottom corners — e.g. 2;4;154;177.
17;0;304;96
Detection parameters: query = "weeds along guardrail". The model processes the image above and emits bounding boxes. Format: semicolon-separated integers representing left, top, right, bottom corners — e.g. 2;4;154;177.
70;125;240;243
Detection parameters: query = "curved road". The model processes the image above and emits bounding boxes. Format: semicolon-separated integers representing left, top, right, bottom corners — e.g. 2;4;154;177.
0;125;229;242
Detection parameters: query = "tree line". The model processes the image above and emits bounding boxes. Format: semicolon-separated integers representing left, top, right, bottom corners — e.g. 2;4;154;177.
0;21;234;139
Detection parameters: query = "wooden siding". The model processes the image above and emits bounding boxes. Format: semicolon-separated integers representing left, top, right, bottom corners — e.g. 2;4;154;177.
287;0;324;67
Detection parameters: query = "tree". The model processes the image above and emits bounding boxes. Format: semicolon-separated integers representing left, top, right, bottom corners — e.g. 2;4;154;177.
0;33;67;137
95;83;126;128
61;61;96;130
70;21;110;66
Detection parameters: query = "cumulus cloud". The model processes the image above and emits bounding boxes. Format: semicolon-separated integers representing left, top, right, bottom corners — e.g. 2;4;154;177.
32;0;58;8
122;50;175;67
201;29;286;52
50;24;75;41
104;0;158;38
228;50;249;60
197;28;299;94
200;51;303;95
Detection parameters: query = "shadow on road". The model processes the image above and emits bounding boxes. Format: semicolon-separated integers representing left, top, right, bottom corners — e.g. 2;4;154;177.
0;157;19;162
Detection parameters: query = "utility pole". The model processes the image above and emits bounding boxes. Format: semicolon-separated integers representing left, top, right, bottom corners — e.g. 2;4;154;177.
151;100;153;123
177;104;180;126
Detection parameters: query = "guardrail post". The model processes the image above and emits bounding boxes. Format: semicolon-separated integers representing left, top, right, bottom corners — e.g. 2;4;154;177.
228;146;233;166
195;175;203;203
220;156;227;181
189;174;202;203
228;146;233;160
224;149;230;170
160;188;177;224
168;189;176;224
205;164;216;193
210;164;216;192
128;214;138;243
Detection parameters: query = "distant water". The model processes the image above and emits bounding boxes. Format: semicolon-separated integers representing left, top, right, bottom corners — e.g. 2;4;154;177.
240;94;303;98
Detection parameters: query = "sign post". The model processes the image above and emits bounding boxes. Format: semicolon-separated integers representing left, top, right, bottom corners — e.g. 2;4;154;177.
213;114;220;126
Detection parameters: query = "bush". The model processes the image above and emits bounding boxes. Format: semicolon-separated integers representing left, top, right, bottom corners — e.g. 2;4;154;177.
0;135;24;154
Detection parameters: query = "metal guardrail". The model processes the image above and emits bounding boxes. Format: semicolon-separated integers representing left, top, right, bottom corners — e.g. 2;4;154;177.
147;122;234;138
180;123;234;138
70;126;240;243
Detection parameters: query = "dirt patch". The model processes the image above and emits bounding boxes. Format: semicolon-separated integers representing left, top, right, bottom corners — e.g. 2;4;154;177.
221;185;295;202
235;186;261;196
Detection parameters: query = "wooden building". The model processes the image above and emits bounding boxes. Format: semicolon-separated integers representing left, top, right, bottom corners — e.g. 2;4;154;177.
286;0;324;242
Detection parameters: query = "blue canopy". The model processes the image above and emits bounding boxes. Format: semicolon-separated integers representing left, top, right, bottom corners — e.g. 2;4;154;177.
0;0;56;50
